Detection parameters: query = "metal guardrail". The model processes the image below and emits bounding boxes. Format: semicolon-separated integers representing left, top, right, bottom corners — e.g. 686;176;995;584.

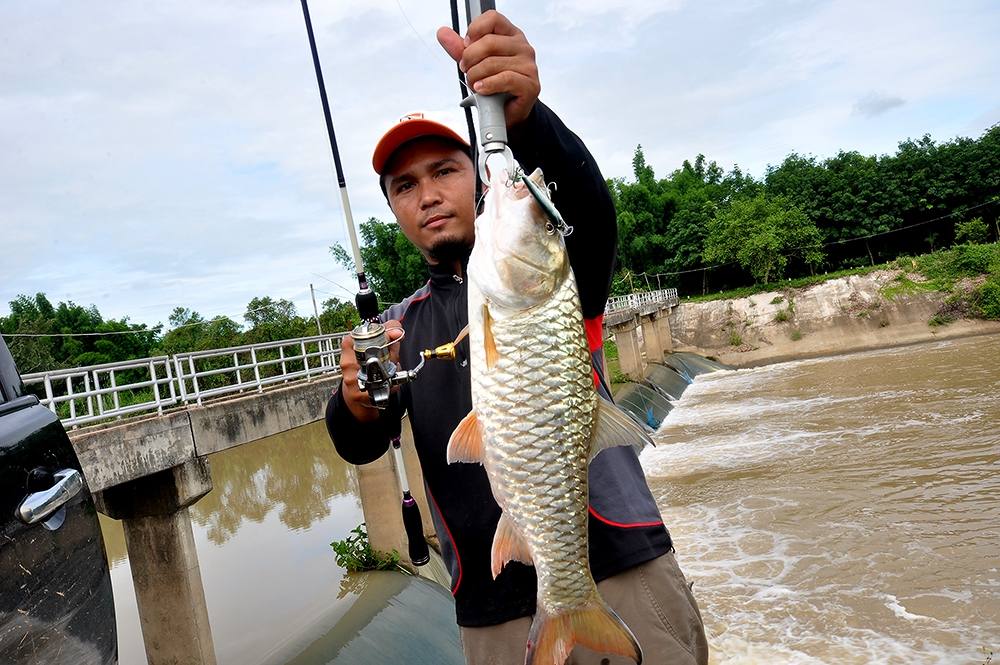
605;288;679;315
21;333;347;427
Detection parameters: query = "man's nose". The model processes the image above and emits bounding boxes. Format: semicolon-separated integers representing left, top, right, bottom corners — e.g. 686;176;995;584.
419;181;444;209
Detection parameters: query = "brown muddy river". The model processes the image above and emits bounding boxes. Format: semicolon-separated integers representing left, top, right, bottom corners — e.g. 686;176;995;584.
100;334;999;664
642;333;1000;664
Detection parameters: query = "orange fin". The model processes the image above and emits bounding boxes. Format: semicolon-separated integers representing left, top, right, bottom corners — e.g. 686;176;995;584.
526;599;642;665
483;303;499;369
446;410;485;464
490;513;533;579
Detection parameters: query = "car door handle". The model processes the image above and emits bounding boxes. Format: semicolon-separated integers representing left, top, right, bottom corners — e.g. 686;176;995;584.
18;469;84;525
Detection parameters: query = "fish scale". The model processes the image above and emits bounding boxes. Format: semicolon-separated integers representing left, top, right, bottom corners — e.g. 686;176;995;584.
473;271;599;611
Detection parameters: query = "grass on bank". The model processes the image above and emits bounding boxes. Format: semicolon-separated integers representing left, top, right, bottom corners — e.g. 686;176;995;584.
675;243;1000;325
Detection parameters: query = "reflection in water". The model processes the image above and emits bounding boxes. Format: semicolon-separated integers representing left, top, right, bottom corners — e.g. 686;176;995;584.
101;420;372;665
643;334;1000;663
191;422;358;544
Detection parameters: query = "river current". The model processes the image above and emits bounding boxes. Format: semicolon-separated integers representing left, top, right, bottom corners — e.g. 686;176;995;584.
642;333;1000;664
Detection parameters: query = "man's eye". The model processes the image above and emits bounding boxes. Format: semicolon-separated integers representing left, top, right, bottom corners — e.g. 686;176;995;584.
396;182;414;194
436;168;455;177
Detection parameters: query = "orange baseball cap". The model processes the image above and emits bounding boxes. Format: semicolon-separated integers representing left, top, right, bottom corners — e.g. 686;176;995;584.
372;112;470;175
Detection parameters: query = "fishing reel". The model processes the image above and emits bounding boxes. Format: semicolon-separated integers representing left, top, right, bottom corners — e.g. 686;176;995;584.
351;321;424;409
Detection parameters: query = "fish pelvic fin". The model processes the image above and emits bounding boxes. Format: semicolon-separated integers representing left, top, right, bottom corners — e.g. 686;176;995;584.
589;399;655;463
483;303;499;369
447;410;485;464
525;599;642;665
490;513;533;579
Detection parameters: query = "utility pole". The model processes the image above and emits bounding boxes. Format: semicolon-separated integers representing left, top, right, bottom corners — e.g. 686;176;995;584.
310;283;323;335
310;283;325;366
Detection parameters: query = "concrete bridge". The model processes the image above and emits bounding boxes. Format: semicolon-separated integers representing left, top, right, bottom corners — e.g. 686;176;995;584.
17;288;680;664
603;289;680;379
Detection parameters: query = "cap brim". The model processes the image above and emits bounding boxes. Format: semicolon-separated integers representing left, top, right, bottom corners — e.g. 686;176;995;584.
372;118;470;175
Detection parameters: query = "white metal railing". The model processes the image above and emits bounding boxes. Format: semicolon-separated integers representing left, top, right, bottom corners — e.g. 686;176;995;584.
173;333;344;406
20;332;347;427
605;288;679;315
22;356;178;427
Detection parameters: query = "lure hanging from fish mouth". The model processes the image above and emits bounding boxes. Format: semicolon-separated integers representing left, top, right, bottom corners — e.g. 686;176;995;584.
512;168;574;237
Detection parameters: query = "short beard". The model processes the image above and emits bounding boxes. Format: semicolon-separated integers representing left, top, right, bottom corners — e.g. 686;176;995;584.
428;236;472;264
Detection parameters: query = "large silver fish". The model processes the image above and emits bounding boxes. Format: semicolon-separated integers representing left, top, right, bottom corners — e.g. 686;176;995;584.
447;167;652;665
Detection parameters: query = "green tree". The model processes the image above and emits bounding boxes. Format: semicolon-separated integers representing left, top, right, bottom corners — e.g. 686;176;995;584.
318;298;359;334
331;217;427;304
243;297;307;343
704;194;825;284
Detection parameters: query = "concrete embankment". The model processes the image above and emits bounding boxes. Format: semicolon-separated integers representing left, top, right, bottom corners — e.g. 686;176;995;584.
668;270;1000;367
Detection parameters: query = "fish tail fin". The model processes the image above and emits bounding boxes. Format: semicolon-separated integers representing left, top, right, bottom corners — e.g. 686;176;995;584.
525;598;642;665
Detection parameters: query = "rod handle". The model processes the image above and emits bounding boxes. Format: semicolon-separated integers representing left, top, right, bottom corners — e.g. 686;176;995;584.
402;492;430;566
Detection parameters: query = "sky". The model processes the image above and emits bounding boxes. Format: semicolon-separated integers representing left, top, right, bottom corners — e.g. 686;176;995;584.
2;0;998;329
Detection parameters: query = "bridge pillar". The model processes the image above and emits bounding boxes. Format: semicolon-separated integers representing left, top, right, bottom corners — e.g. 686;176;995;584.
95;459;217;665
656;310;674;354
611;317;644;381
641;316;664;363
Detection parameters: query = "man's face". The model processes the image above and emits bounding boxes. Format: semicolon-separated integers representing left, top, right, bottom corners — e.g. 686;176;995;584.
383;138;476;263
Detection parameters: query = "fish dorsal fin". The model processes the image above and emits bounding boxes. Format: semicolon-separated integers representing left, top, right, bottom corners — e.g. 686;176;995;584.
590;399;655;463
446;410;485;464
483;303;499;369
490;513;534;579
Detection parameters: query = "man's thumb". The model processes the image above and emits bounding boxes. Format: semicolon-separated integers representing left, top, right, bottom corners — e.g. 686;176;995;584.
436;26;464;63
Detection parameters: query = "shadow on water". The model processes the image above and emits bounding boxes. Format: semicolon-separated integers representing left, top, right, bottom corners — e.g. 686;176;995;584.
615;353;730;430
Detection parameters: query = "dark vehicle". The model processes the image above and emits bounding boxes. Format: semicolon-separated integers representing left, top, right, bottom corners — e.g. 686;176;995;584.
0;335;117;664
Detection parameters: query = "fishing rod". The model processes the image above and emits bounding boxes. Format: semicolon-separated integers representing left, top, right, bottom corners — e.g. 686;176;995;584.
298;0;428;567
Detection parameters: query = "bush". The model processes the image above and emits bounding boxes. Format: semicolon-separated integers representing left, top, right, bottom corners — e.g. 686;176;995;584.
955;217;990;245
789;329;803;341
971;277;1000;320
728;330;743;346
774;308;790;323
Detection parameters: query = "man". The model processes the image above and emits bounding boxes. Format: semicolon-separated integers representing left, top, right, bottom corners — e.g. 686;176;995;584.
326;10;709;665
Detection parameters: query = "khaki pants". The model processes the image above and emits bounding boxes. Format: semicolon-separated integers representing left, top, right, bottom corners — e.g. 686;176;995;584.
461;552;709;665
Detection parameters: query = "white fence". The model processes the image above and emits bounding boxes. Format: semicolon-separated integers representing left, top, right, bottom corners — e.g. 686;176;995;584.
21;333;346;427
605;288;679;315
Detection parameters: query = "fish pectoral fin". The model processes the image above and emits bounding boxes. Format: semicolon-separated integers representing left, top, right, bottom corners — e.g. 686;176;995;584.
526;598;643;665
446;410;485;464
590;399;656;463
490;513;533;579
483;303;499;369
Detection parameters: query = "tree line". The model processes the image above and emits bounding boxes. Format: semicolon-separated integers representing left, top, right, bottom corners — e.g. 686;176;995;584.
334;123;1000;299
610;124;1000;294
0;293;359;374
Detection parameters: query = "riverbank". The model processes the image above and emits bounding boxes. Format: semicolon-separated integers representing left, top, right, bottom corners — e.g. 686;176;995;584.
667;269;1000;367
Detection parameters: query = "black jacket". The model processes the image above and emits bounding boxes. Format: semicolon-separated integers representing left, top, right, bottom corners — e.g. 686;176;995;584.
326;102;671;627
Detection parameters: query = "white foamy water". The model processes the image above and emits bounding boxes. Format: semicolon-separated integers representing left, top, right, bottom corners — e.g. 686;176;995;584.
642;335;1000;664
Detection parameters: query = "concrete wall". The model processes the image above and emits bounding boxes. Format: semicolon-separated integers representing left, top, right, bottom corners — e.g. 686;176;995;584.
70;376;340;493
668;270;1000;367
